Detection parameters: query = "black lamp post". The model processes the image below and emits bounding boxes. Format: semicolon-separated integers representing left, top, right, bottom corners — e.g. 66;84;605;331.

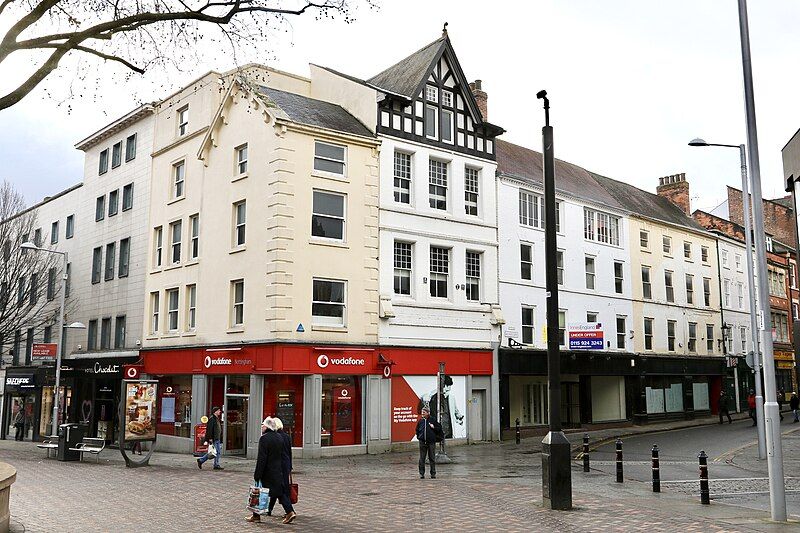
537;90;572;510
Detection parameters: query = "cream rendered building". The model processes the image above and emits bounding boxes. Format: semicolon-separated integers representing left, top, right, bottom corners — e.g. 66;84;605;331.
141;68;386;457
598;173;723;421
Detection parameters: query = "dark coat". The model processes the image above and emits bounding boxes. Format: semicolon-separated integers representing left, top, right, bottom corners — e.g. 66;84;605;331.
205;415;222;443
254;430;285;497
790;395;800;410
416;417;442;444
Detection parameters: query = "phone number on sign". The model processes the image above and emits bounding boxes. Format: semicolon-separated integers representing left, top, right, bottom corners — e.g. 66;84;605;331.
569;340;603;348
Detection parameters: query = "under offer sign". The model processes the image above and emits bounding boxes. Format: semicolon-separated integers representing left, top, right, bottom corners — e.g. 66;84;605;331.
568;323;604;350
31;343;58;360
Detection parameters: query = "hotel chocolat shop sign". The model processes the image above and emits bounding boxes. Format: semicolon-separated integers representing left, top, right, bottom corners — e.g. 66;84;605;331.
62;360;125;377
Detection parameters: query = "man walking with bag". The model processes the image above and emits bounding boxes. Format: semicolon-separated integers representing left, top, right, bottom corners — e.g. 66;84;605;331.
197;406;223;470
416;407;442;479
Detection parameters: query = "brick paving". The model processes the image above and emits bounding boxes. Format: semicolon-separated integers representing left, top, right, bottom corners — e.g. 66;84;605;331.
2;438;798;532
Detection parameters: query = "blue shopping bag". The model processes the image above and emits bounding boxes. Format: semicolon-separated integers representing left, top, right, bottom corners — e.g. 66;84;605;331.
248;482;270;514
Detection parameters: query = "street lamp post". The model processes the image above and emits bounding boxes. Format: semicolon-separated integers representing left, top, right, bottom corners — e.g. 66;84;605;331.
20;242;84;437
736;0;787;520
537;90;571;511
688;139;765;459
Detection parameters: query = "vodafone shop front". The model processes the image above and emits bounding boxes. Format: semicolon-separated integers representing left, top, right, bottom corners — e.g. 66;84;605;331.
142;344;493;458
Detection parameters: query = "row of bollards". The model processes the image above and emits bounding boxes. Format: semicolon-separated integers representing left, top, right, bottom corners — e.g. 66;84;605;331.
580;436;710;504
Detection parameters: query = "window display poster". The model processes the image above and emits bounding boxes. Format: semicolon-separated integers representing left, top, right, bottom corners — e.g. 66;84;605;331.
665;383;684;413
645;387;665;414
124;381;157;441
391;375;466;442
692;382;710;410
161;397;176;423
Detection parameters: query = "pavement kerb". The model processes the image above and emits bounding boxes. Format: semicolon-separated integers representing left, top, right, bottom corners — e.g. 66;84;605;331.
571;413;751;459
715;425;800;465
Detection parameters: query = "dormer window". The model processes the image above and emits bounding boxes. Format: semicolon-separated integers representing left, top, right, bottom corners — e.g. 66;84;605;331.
441;90;453;107
425;85;438;103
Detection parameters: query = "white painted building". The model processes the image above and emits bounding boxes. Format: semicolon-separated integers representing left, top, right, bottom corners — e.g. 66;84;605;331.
2;106;154;442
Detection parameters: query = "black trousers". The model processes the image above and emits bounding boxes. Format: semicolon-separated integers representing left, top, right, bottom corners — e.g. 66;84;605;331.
14;423;24;441
267;493;293;514
419;442;436;476
719;408;732;424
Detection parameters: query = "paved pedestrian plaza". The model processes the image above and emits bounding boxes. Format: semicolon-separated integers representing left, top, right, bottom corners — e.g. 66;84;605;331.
3;423;800;532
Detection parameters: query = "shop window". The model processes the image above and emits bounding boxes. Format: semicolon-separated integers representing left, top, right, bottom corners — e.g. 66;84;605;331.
321;375;362;447
264;375;304;448
156;376;193;438
645;376;685;414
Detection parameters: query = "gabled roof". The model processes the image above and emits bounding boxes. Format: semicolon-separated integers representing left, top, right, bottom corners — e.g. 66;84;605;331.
496;139;623;210
496;139;707;232
257;86;373;138
367;37;446;100
589;173;706;232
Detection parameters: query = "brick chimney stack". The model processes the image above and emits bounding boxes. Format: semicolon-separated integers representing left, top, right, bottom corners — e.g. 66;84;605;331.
469;80;488;120
657;173;690;215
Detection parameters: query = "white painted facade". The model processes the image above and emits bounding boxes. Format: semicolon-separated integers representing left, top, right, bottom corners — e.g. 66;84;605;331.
497;176;634;353
716;235;754;358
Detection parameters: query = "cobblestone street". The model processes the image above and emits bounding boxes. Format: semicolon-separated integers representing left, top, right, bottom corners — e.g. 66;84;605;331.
4;424;800;533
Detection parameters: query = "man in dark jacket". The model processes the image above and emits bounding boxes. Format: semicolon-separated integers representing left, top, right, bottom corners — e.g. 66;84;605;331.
790;392;799;423
197;406;223;470
416;407;442;479
251;418;296;524
719;390;732;424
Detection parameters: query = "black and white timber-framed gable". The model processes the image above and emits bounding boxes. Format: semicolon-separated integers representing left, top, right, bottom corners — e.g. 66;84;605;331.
368;34;504;160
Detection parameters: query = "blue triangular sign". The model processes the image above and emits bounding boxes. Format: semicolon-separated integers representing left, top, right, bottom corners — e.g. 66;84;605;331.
296;323;305;333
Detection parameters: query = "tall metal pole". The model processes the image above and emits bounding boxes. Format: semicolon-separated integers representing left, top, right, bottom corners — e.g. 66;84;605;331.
51;251;68;437
739;144;766;460
435;361;450;463
737;0;786;520
537;90;571;510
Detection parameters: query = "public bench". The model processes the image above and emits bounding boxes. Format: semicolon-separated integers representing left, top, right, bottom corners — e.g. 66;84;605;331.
36;435;59;458
69;437;106;463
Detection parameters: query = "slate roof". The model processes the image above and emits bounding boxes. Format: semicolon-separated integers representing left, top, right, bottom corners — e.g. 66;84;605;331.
496;139;706;232
367;37;445;99
257;86;373;138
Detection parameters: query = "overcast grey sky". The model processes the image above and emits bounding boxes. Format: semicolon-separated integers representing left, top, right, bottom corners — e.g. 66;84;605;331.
2;0;799;212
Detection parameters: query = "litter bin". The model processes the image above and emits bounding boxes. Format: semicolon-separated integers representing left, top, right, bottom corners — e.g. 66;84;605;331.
56;423;86;461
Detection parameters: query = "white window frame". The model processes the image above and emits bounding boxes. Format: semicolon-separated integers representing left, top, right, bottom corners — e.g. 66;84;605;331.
425;104;438;139
642;266;652;299
441;89;453;107
236;143;248;176
166;288;179;332
173;161;185;199
640;230;650;250
556;250;564;286
683;241;692;260
665;270;674;303
522;306;535;345
153;226;163;268
614;261;624;294
520;243;533;281
616;315;626;350
312;278;346;327
441;108;454;144
169;220;182;265
644;317;654;350
428;159;448;211
701;245;709;263
585;256;596;290
234;200;246;247
464;167;479;216
313;141;346;177
662;235;672;255
685;273;694;305
231;279;245;327
667;320;676;352
688;322;697;353
150;292;160;334
465;251;481;302
311;190;346;242
186;284;197;331
584;208;620;245
190;214;200;259
177;106;189;136
425;85;438;103
393;151;412;204
429;246;449;299
393;241;412;296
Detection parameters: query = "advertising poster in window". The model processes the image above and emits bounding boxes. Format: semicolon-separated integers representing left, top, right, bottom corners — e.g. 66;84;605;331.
124;380;157;441
391;375;466;442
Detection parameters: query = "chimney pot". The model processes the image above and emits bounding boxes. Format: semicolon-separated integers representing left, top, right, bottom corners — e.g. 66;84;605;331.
657;173;691;215
469;79;488;120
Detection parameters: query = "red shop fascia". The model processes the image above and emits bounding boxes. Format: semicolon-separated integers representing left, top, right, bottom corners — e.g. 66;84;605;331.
141;343;493;377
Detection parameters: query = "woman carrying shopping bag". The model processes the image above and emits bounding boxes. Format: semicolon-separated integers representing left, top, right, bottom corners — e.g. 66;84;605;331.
247;417;296;524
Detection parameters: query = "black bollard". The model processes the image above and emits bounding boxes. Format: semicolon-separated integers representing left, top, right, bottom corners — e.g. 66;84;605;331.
515;418;521;444
698;450;710;504
651;444;660;493
583;434;590;472
615;438;623;483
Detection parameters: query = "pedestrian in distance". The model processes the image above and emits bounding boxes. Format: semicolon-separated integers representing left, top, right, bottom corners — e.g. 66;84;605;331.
11;400;24;441
718;390;732;424
778;388;785;421
197;406;223;470
416;406;443;479
790;392;800;423
747;390;757;427
249;417;296;524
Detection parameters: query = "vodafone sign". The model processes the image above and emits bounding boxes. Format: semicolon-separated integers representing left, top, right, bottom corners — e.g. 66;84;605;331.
123;365;143;379
197;351;254;374
314;353;368;372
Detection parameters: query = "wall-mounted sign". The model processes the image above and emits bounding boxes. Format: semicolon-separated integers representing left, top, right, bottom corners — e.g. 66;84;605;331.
5;374;35;390
123;365;143;379
569;323;604;350
198;351;254;374
31;343;57;360
315;354;366;370
85;362;121;375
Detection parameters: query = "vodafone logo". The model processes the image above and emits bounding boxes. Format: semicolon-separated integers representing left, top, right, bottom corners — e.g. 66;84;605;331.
316;354;365;369
204;355;232;369
125;366;139;379
340;388;349;398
